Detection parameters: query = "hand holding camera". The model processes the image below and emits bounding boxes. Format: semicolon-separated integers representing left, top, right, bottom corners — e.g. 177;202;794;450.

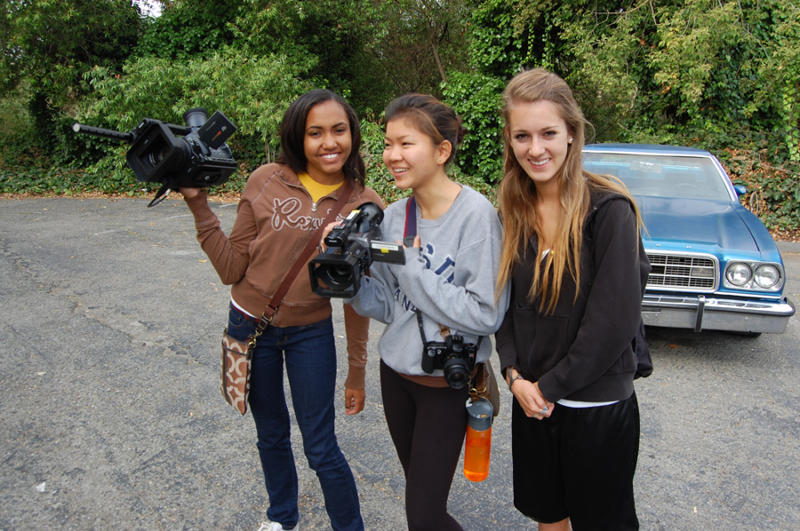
309;202;405;298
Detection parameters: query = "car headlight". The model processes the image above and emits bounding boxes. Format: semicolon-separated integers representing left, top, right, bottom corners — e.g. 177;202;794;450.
754;264;781;289
725;263;752;286
724;261;784;291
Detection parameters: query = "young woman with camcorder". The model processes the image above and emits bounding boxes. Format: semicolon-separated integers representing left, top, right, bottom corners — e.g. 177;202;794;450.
329;94;509;530
180;89;382;531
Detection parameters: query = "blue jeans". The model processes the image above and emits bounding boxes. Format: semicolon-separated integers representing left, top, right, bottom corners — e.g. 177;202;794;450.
226;304;363;530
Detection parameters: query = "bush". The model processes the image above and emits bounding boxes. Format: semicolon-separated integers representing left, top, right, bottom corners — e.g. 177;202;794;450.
0;89;38;170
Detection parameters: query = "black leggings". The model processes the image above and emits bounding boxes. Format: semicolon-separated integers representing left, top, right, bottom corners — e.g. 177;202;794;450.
380;360;468;531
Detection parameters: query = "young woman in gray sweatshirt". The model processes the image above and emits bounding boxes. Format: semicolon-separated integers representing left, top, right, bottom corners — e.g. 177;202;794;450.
345;94;509;530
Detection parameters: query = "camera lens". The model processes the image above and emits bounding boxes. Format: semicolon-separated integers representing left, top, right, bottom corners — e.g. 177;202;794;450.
145;142;170;168
318;264;354;288
443;357;470;389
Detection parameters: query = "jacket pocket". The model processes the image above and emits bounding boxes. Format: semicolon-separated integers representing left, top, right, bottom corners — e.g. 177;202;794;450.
513;305;570;376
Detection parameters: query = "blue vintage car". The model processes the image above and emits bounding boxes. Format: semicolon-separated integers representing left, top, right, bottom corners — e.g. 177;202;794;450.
582;143;795;334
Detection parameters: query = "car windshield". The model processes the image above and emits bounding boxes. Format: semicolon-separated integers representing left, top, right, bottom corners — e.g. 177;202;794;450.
582;152;732;201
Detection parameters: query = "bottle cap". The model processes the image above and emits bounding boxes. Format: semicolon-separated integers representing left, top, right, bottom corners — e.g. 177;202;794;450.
465;398;493;430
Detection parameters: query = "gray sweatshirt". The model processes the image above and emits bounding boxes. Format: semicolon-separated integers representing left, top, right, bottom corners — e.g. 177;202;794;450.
347;185;510;377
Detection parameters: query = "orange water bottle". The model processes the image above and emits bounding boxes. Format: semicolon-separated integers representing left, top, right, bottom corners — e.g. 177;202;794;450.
464;398;493;482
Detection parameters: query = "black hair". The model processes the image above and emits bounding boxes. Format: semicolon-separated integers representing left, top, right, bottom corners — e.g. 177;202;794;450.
277;89;366;186
383;93;466;165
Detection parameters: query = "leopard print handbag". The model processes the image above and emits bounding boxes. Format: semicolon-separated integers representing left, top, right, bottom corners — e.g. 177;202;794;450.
220;330;253;415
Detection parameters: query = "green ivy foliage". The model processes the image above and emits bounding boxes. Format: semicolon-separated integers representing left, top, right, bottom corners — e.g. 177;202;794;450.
753;0;800;162
468;0;525;78
441;71;505;184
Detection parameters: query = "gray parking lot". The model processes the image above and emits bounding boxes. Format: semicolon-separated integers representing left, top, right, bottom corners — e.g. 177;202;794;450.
1;197;798;530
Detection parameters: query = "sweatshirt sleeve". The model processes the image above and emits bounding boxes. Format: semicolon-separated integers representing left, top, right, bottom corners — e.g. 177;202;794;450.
537;198;643;402
345;262;397;324
184;188;256;285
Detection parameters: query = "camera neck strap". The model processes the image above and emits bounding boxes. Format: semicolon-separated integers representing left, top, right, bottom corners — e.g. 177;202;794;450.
404;196;482;348
403;196;418;247
404;196;439;340
251;179;354;340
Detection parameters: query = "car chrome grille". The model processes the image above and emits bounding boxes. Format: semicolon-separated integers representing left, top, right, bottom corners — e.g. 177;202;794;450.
646;252;718;292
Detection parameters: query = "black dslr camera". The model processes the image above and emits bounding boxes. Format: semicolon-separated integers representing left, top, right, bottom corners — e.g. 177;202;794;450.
421;334;478;390
309;202;405;298
73;108;237;207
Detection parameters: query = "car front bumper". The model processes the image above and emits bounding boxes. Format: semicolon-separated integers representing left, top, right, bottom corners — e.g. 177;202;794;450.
641;293;796;333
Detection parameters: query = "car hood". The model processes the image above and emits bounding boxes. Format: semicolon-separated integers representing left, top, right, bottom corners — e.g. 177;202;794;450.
636;196;759;252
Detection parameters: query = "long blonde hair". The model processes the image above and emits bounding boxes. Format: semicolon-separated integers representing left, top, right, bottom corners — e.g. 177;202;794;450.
495;69;642;313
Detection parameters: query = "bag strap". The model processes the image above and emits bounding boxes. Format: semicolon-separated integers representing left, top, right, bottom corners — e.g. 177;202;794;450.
585;195;652;378
249;180;354;346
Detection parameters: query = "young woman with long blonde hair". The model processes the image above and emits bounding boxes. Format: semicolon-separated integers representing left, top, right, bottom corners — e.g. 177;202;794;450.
495;69;649;530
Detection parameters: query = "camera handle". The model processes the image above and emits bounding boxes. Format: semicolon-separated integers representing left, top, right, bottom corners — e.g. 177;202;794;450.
72;121;173;207
148;182;174;207
72;123;135;143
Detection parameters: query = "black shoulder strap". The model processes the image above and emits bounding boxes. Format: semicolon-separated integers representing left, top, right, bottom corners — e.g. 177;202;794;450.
404;196;429;339
586;196;652;378
403;196;417;247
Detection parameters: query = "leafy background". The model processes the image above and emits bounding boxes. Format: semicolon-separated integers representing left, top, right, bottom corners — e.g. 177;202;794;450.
1;0;798;234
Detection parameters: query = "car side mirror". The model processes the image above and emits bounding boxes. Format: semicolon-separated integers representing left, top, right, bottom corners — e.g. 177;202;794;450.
734;184;747;196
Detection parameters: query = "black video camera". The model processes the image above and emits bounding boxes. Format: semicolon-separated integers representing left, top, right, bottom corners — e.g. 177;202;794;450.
309;202;405;298
421;334;478;390
72;108;237;207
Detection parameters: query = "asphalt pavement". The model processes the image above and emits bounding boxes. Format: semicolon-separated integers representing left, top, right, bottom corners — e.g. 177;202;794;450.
1;197;798;530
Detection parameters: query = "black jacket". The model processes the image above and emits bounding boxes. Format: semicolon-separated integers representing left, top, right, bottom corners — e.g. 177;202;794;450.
495;188;651;402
